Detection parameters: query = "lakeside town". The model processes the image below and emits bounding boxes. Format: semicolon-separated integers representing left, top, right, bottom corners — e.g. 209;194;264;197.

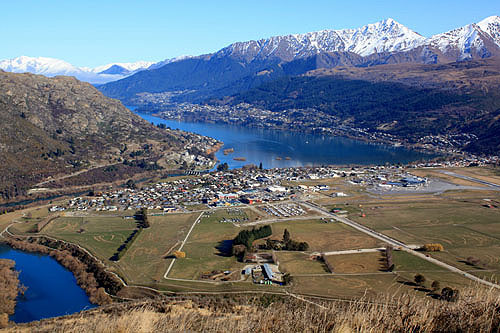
51;154;498;214
133;96;482;157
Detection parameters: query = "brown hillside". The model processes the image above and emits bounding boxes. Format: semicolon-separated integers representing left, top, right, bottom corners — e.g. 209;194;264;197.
0;71;201;201
308;57;500;92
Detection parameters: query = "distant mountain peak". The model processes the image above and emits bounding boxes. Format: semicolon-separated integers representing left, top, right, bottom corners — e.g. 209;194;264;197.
0;56;80;76
478;15;500;26
477;15;500;47
219;18;426;62
0;56;157;84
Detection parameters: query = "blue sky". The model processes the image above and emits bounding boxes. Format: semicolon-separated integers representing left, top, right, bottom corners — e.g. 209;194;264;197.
3;0;499;67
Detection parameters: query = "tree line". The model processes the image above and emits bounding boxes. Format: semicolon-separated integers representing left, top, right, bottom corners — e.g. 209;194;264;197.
263;229;309;251
110;208;150;261
0;259;23;328
233;225;272;250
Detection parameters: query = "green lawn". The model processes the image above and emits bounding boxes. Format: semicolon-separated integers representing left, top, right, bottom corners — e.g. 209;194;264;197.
324;252;383;274
275;252;328;275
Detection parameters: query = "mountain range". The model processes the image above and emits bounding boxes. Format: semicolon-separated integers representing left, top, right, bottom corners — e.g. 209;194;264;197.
3;17;500;90
218;16;500;62
0;56;185;84
2;16;500;155
97;16;500;104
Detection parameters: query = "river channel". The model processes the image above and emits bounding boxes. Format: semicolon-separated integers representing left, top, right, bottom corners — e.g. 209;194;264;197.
0;243;95;323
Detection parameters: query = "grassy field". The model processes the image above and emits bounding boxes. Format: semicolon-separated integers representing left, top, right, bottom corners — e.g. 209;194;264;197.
268;219;384;252
324;252;383;274
448;166;500;185
41;212;201;285
290;274;399;299
290;250;473;299
168;213;243;280
0;205;52;235
393;251;473;290
275;252;328;275
115;213;199;284
43;216;138;259
343;190;500;280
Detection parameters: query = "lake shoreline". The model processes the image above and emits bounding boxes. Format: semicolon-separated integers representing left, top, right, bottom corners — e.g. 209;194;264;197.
150;112;451;158
136;112;437;170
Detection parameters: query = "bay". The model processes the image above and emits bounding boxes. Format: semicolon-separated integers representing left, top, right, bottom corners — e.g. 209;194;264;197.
136;112;435;169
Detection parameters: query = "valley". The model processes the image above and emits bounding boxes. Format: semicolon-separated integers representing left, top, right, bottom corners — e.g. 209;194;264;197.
1;9;500;331
2;164;499;305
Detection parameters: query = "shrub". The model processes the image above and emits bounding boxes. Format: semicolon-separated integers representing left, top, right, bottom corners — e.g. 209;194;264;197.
414;273;426;286
441;287;460;302
422;243;444;252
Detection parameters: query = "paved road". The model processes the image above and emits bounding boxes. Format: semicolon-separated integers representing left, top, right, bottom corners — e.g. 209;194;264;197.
440;170;500;189
239;214;325;227
300;200;407;248
164;212;203;279
299;200;500;290
322;248;385;256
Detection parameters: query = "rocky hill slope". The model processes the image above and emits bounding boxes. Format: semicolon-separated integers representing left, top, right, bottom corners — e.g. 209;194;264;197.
0;70;210;202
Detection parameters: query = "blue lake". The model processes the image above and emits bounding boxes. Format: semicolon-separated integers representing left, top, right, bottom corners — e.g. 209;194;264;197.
137;112;436;169
0;243;95;323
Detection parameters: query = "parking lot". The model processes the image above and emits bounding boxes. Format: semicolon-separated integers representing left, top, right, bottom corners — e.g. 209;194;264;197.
259;203;306;218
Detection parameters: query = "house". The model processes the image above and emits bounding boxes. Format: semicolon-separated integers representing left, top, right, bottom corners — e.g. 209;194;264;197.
262;263;274;280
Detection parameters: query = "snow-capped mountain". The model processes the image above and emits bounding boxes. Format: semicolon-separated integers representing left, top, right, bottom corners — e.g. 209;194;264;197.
98;16;500;104
0;56;81;76
477;16;500;47
220;18;427;62
427;16;500;60
87;61;156;75
219;16;500;63
147;55;193;70
0;57;160;84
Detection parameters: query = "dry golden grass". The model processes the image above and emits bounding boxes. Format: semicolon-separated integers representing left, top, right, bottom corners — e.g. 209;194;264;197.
448;167;500;185
411;169;487;187
5;285;500;332
275;252;328;275
270;219;383;252
324;252;383;274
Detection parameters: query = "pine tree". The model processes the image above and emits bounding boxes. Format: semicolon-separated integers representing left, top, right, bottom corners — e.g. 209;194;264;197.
283;229;290;244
